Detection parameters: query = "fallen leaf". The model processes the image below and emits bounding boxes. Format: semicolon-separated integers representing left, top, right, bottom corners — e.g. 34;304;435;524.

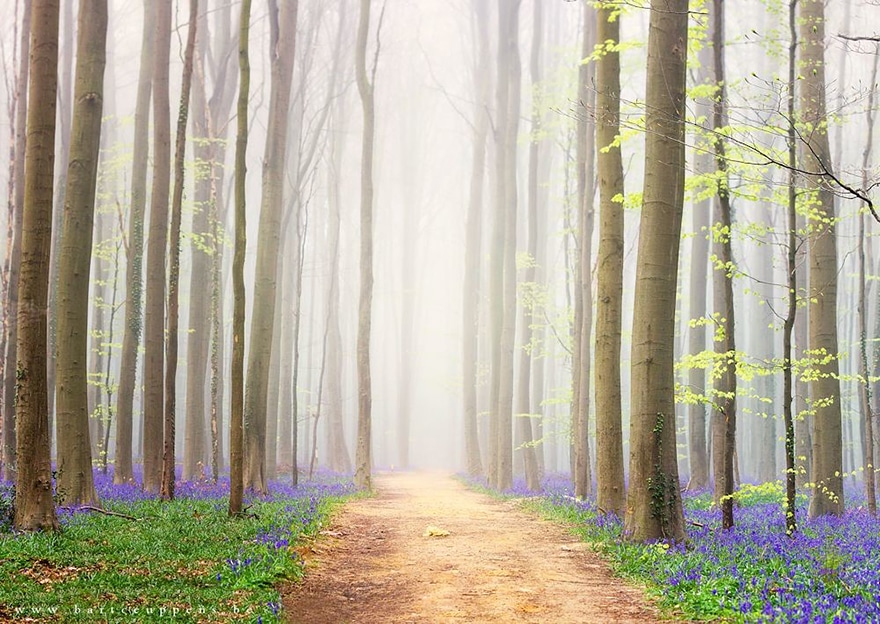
423;525;450;538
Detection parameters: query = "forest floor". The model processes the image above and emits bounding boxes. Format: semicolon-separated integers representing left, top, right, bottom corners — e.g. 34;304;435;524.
281;471;668;623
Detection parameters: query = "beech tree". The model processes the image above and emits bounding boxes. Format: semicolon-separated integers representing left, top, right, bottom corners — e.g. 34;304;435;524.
230;0;252;517
1;0;31;482
142;0;172;494
113;0;154;485
800;0;843;518
54;0;107;507
593;0;625;516
623;0;689;543
354;0;378;490
14;0;60;532
243;0;298;494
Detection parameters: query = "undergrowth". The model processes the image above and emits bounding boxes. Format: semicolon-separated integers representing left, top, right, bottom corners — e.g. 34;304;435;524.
0;471;359;623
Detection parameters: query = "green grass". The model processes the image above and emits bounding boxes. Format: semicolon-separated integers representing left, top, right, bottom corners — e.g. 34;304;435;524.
0;487;358;622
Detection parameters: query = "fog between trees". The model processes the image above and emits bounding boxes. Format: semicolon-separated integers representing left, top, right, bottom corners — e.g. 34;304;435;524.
3;0;880;534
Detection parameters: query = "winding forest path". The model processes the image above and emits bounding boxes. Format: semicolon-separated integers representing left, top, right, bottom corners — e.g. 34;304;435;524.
281;472;668;623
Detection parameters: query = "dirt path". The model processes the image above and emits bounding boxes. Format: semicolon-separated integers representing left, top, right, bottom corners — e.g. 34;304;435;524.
282;472;668;623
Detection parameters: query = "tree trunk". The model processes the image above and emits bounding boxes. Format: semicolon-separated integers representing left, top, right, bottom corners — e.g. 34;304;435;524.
113;0;153;486
54;0;107;507
47;0;74;437
182;9;215;482
573;0;595;499
354;0;376;490
2;0;31;482
858;49;879;516
160;0;198;502
243;0;298;494
142;0;172;494
800;0;843;518
14;0;60;532
593;0;626;515
325;101;350;473
708;0;736;531
461;0;489;478
623;0;689;544
229;0;251;517
513;0;544;493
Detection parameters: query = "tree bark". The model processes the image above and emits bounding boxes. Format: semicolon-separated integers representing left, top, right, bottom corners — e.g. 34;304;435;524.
573;0;596;499
54;0;107;507
243;0;298;494
593;0;626;515
142;0;172;494
160;0;198;501
623;0;689;543
229;0;251;517
354;0;377;490
461;0;489;478
799;0;843;518
14;0;60;532
113;0;153;486
2;0;31;482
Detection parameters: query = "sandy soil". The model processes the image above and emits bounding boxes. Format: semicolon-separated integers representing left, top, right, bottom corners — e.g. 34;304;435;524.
281;472;671;624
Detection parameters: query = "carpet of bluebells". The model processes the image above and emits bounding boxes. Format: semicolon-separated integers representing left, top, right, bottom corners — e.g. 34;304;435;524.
468;474;880;623
0;467;358;623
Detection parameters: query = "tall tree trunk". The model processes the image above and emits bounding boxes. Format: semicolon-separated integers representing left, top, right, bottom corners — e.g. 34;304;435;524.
229;0;251;517
800;0;843;518
142;0;172;494
514;0;544;493
54;0;107;507
573;0;596;499
113;0;153;485
243;0;298;494
858;50;879;516
14;0;60;532
47;0;74;436
354;0;377;490
623;0;689;544
782;0;799;534
708;0;736;530
462;0;489;478
685;24;713;493
325;167;350;474
183;8;214;482
2;0;31;482
160;0;198;502
593;0;626;515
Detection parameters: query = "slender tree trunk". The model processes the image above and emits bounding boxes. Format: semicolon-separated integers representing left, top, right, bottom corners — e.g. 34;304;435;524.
54;0;107;507
113;0;153;486
685;29;713;493
781;0;800;535
47;0;74;436
160;0;198;502
14;0;60;532
594;0;626;515
243;0;298;494
183;10;214;482
354;0;377;490
708;0;737;530
142;0;172;494
800;0;843;518
229;0;251;517
623;0;689;544
2;0;31;482
858;48;879;516
514;0;544;493
462;0;489;478
573;0;596;499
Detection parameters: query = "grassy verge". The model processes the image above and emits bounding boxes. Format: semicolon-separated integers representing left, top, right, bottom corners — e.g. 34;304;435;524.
464;475;880;623
0;473;359;623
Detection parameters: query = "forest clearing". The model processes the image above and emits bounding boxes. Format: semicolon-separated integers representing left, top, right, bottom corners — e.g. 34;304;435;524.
5;0;880;621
